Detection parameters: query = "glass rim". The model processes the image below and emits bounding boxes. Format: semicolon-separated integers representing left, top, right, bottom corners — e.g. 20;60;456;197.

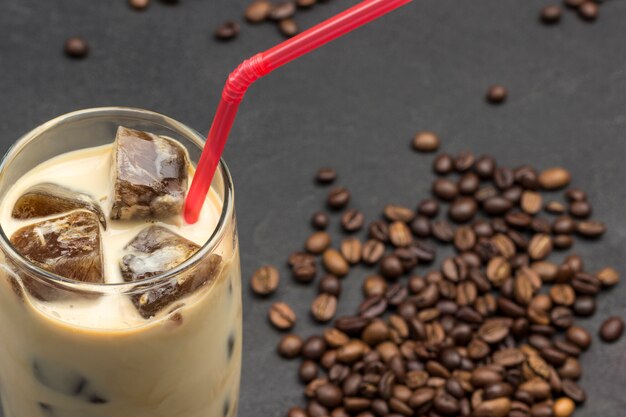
0;106;235;294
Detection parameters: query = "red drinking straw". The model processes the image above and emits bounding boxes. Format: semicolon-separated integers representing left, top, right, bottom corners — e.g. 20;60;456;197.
184;0;413;224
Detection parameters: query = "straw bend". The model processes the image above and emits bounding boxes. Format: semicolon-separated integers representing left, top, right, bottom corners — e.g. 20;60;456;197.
222;53;271;103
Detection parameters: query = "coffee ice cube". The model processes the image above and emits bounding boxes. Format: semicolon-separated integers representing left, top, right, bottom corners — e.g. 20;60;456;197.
110;126;189;220
10;210;104;284
120;225;222;318
12;182;106;228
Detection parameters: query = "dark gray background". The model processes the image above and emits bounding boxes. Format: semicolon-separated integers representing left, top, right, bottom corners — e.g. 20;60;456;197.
1;0;625;416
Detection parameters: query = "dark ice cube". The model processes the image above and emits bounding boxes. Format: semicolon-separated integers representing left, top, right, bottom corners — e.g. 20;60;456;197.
10;210;104;283
110;126;189;220
12;182;106;228
120;225;222;318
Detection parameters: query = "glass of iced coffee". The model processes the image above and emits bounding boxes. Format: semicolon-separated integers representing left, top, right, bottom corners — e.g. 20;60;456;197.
0;107;241;417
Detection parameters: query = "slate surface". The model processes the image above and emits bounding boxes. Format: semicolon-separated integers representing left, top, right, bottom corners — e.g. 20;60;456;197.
0;1;625;416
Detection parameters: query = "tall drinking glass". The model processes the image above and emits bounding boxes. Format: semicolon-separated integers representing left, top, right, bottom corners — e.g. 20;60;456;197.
0;108;241;417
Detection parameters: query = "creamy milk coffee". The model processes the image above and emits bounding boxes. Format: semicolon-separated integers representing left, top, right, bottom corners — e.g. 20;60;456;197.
0;127;241;417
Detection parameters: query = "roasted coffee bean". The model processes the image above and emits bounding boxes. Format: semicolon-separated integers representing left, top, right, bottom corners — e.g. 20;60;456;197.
528;234;552;260
520;191;542;214
576;220;606;238
599;317;624;343
278;334;303;358
323;249;349;277
573;296;596;316
484;382;514;400
432;220;454;243
302;336;327;360
551;307;574;329
449;197;478;222
531;217;552;234
434;392;460;415
569;200;591;218
484;197;513;215
455;151;475;172
475;155;497;178
494;167;514;190
269;0;296;20
361;319;389;345
486;257;511;287
506;211;532;229
337;208;365;232
479;319;511;344
215;21;240;40
296;0;316;7
64;37;89;58
306;231;332;254
250;265;280;296
553;397;575;417
410;216;431;237
362;239;385;265
561;379;586;404
457;173;479;195
335;316;369;336
565;188;587;202
287;406;307;417
454;226;476;251
292;262;316;283
315;383;343;408
553;339;581;357
363;275;387;298
559;357;582;380
299;360;319;383
311;293;337;323
311;211;329;230
475;186;499;204
486;85;508;104
418;199;439;218
359;296;388;319
389;221;412;247
412;131;440;152
386;283;408;306
578;1;599;21
552;216;575;234
289;251;315;267
368;220;389;242
318;274;341;296
433;178;459;201
503;186;523;204
384;204;415;222
546;201;566;214
571;272;601;295
597;267;620;287
380;255;404;279
129;0;150;10
541;5;562;23
538;167;570;190
340;238;361;265
434;153;454;175
245;0;272;22
327;187;350;209
550;284;575;306
278;18;299;38
269;302;297;330
540;346;567;366
324;328;349;348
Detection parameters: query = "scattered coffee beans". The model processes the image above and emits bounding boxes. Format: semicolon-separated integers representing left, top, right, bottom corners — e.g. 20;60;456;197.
264;144;619;417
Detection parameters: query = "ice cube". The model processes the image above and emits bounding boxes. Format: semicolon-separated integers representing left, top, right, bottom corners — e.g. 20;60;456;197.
10;210;104;284
110;126;189;220
120;225;222;318
12;182;106;228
